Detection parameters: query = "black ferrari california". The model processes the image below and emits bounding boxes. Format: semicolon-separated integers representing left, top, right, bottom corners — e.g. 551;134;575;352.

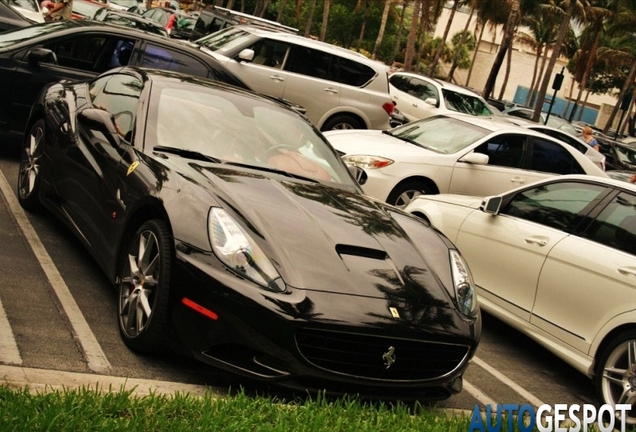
18;67;481;400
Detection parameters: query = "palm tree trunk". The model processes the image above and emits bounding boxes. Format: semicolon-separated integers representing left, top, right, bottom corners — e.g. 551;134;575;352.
448;6;474;81
577;89;591;122
319;0;331;41
372;0;392;59
466;22;484;86
603;59;636;134
563;77;575;118
277;0;289;22
525;45;542;106
403;0;422;71
304;0;316;37
430;0;459;72
531;0;576;122
498;41;513;100
390;0;407;65
483;0;520;99
356;5;369;50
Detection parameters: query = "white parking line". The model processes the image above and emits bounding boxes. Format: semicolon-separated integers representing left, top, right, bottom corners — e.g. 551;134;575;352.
463;379;498;407
472;356;546;408
0;296;22;366
0;169;112;375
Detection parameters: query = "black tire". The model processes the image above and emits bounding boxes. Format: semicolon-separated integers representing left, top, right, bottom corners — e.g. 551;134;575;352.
321;114;363;131
386;180;434;209
118;219;172;354
594;330;636;427
17;119;45;212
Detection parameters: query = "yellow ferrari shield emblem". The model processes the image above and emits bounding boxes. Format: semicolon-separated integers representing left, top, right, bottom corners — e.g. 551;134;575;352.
127;161;139;176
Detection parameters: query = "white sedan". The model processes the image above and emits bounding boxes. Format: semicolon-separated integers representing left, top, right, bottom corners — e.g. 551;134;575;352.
404;174;636;423
326;114;607;208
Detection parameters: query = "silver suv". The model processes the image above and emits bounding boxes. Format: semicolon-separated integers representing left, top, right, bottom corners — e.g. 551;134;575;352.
196;25;394;131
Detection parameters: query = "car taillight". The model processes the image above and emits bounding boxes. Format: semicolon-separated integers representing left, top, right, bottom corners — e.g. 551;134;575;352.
382;101;395;116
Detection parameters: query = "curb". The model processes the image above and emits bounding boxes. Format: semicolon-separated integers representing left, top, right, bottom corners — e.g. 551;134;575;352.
0;364;219;397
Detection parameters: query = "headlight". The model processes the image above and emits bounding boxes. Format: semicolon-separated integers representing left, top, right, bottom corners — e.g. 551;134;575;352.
208;208;285;293
449;250;477;317
341;154;394;169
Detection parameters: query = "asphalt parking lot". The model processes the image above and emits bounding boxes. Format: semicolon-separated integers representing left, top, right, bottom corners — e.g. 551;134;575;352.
0;144;598;412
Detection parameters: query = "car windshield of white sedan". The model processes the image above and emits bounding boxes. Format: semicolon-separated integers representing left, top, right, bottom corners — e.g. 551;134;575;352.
388;116;489;154
442;90;493;116
148;85;353;185
7;0;39;12
616;144;636;165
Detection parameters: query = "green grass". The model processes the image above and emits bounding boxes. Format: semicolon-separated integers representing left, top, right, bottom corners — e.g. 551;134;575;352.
0;385;480;432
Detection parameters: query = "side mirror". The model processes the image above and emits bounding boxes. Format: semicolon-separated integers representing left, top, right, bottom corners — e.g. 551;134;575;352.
77;108;121;148
347;165;367;185
237;48;255;62
423;97;437;107
459;152;489;165
27;47;58;66
481;196;502;214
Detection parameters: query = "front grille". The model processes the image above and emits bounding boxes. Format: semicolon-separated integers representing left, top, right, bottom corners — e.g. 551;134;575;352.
295;328;469;382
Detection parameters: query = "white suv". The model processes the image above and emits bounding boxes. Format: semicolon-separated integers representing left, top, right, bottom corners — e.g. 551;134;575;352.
389;71;494;122
196;25;394;131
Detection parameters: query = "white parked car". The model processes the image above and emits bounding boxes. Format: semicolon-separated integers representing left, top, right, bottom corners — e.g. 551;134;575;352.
6;0;44;22
403;175;636;424
195;25;394;131
388;71;495;122
325;114;607;208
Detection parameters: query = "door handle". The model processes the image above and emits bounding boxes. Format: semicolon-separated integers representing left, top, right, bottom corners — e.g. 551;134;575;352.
524;236;548;246
618;267;636;277
324;87;339;95
269;75;285;82
510;177;526;184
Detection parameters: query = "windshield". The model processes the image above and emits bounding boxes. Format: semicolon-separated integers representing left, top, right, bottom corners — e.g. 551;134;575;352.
387;116;489;154
6;0;39;12
616;144;636;166
146;83;355;186
196;26;252;53
442;89;493;116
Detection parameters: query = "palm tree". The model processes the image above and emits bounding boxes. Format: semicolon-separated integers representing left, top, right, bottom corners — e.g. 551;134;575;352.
516;9;560;106
319;0;332;41
372;0;394;59
568;0;617;121
531;0;588;122
403;0;422;70
482;0;521;99
429;0;464;74
599;0;636;133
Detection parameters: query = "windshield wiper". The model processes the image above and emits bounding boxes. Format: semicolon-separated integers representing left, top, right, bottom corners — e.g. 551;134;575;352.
224;161;319;183
382;130;422;147
153;146;222;163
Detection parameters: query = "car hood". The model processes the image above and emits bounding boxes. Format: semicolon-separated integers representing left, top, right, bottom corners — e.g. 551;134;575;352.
166;161;456;308
325;129;440;159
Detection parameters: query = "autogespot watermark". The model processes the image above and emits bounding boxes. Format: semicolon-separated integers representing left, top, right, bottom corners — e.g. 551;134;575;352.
468;403;632;432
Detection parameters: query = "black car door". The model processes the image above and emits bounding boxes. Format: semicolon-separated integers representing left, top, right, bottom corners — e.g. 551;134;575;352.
8;33;137;138
56;73;142;267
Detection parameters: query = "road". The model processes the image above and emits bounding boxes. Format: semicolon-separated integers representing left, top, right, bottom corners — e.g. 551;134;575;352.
0;144;598;412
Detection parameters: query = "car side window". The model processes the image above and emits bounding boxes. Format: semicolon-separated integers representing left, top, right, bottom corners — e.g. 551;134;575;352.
410;78;438;103
138;44;209;77
249;39;288;69
502;181;607;230
44;36;131;73
332;56;374;87
534;128;587;154
474;134;526;169
527;137;585;175
583;192;636;255
89;74;142;141
284;45;332;80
